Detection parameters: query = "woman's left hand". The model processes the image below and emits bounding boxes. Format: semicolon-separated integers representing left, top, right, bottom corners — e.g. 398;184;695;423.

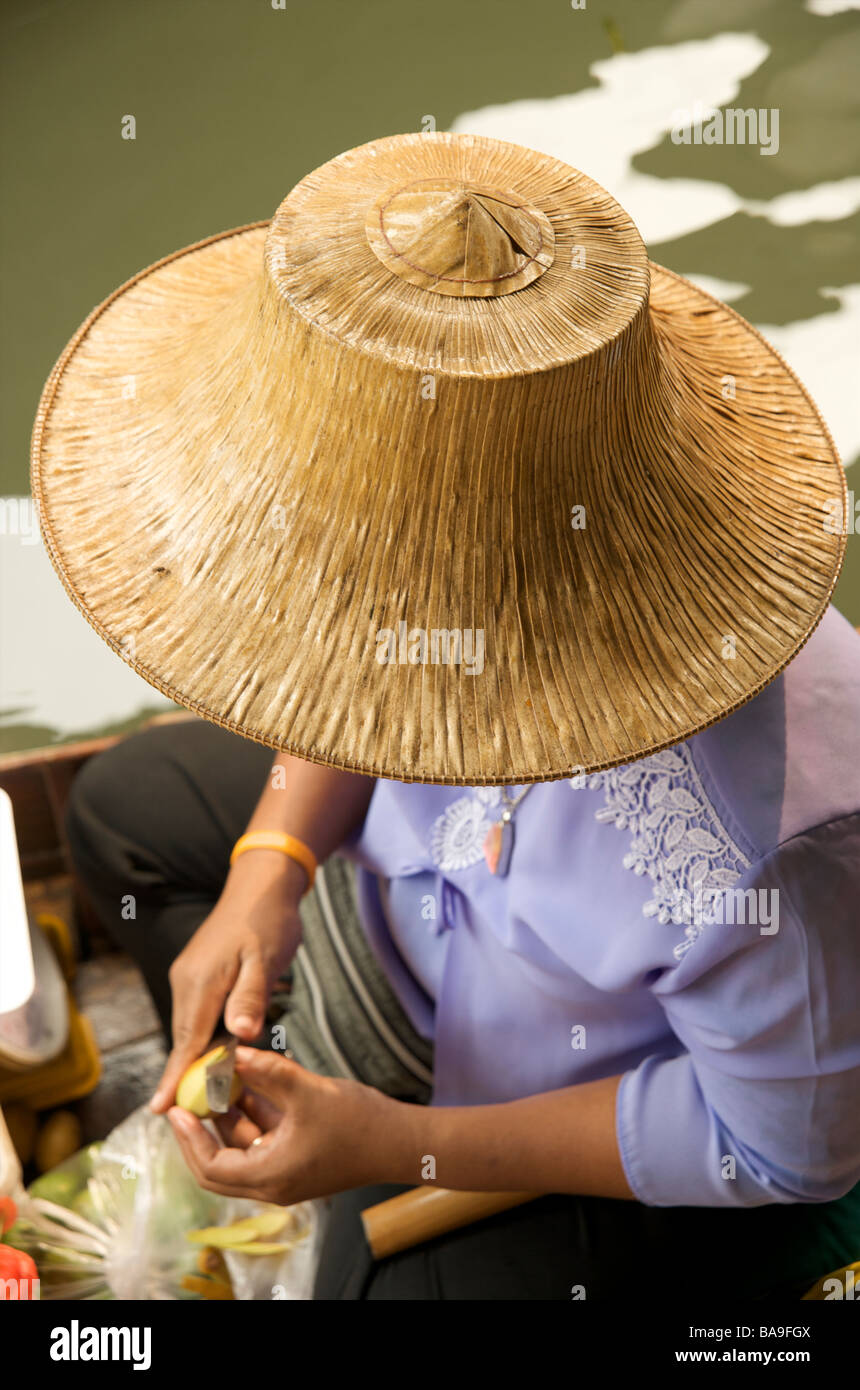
167;1046;415;1205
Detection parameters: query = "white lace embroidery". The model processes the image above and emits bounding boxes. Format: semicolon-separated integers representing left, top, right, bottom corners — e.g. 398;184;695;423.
429;754;748;959
429;787;501;871
586;746;750;958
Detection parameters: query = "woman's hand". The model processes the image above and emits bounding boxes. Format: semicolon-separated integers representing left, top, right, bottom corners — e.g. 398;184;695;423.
168;1048;632;1203
166;1047;416;1205
151;853;307;1112
152;754;376;1115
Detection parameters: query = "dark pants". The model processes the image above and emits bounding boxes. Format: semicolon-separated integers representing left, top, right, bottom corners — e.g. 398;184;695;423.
65;719;860;1300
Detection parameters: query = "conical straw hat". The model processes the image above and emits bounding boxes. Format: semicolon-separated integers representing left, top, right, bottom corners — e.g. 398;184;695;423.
32;132;846;784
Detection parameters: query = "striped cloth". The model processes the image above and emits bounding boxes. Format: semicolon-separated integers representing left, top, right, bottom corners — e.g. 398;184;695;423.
271;855;434;1104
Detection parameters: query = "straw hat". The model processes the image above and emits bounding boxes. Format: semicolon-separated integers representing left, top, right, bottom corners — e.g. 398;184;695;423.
32;131;845;785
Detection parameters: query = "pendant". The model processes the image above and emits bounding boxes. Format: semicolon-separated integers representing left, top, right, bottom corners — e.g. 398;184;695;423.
483;809;514;876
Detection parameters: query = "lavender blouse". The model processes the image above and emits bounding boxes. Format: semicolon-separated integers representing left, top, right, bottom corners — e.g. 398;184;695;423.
340;606;860;1208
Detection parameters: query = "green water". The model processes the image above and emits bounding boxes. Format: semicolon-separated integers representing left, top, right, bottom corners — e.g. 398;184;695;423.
1;0;858;752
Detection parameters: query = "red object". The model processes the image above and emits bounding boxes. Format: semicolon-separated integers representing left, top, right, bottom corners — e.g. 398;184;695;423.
0;1196;17;1233
0;1242;39;1298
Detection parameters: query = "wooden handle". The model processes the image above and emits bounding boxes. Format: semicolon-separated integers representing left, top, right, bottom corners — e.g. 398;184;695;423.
361;1186;537;1260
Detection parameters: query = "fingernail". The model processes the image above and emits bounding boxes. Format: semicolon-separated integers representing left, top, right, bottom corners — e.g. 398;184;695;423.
232;1016;255;1035
170;1109;192;1132
150;1091;165;1111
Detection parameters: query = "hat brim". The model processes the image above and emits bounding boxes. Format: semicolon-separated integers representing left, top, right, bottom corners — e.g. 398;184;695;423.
31;222;846;784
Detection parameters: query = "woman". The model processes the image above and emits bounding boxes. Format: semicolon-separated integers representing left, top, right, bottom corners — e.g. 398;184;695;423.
36;133;860;1299
64;604;860;1300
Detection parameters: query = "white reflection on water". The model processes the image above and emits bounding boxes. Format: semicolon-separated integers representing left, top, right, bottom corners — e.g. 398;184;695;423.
752;180;860;225
805;0;860;15
3;29;858;747
455;34;772;244
759;286;860;464
452;32;860;461
0;531;168;741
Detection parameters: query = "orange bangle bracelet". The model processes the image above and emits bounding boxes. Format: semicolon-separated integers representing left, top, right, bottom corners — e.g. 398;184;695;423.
229;831;317;890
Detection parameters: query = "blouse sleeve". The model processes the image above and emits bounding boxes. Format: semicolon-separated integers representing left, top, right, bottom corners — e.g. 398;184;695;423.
616;812;860;1207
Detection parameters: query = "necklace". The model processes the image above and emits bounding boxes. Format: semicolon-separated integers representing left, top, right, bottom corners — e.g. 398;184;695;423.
482;786;534;876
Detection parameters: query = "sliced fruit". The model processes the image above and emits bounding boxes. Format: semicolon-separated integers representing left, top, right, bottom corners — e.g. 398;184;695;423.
223;1240;289;1255
186;1226;244;1249
176;1046;242;1118
225;1210;291;1239
187;1209;290;1246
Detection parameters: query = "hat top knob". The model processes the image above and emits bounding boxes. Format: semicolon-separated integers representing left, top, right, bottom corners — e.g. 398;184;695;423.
364;176;555;298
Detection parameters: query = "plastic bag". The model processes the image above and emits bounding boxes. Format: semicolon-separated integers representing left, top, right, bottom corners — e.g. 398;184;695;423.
221;1194;329;1301
6;1104;326;1300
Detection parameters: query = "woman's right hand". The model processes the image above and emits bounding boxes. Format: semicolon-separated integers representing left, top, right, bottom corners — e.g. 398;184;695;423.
150;850;307;1112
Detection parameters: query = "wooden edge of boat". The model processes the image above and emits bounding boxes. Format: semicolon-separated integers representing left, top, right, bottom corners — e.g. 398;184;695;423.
0;712;197;890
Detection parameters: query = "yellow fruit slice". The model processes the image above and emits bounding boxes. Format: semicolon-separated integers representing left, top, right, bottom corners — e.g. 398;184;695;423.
175;1046;242;1118
187;1209;290;1246
229;1210;292;1239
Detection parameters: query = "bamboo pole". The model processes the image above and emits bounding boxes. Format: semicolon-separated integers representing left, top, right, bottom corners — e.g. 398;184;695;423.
361;1186;537;1260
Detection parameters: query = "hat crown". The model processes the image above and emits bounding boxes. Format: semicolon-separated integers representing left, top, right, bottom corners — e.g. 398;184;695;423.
265;131;651;376
364;178;555;297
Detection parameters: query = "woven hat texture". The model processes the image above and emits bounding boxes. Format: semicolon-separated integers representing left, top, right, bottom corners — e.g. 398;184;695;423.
32;131;846;783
